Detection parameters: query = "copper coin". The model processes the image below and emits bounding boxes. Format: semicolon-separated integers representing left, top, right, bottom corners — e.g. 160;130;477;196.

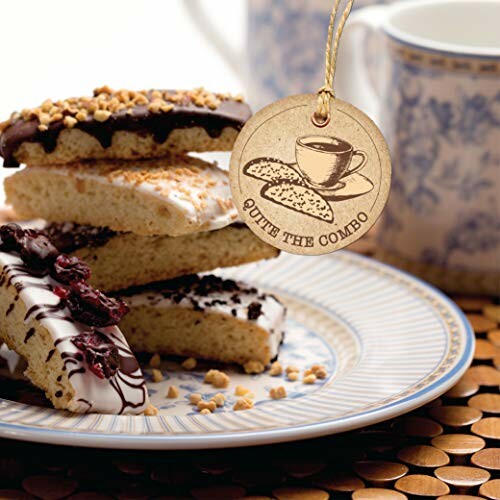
352;489;407;499
444;376;480;399
431;434;486;455
474;339;498;360
487;329;500;347
434;465;490;488
395;474;450;497
466;366;500;386
468;394;500;414
454;297;492;312
479;479;500;500
22;475;78;500
429;405;482;427
312;471;365;492
471;448;500;471
466;314;497;333
483;305;500;323
272;487;329;500
353;461;408;484
471;418;500;440
393;416;443;438
190;485;246;499
397;444;450;468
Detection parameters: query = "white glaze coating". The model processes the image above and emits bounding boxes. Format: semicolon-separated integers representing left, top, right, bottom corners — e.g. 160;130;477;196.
30;159;239;233
0;251;149;414
122;277;286;358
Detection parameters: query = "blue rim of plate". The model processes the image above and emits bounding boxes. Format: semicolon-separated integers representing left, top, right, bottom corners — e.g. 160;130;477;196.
0;251;474;449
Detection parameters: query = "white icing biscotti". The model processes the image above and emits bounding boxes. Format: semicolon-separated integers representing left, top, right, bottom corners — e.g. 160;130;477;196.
118;275;286;367
0;224;149;414
5;155;238;237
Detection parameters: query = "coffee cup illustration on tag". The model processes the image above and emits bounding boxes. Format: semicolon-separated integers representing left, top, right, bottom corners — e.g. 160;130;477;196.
295;135;367;190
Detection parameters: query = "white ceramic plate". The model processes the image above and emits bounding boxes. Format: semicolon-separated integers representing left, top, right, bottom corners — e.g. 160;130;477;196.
0;251;473;449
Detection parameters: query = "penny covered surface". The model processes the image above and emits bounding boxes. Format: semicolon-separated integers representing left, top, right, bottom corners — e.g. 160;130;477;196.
0;232;498;499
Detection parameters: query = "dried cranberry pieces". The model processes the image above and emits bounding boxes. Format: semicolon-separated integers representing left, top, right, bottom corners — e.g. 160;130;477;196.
53;286;70;300
19;233;59;271
67;281;129;327
0;223;24;252
51;255;91;284
72;330;120;379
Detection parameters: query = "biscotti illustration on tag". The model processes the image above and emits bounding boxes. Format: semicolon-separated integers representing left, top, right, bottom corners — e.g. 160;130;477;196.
261;182;334;223
230;94;391;255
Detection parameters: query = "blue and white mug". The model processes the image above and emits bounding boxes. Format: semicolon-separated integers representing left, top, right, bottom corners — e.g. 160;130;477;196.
337;0;500;294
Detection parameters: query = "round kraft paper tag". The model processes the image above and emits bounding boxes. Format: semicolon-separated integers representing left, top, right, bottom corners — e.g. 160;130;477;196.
230;94;392;255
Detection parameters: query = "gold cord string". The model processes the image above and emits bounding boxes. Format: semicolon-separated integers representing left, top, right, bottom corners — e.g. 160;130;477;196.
315;0;355;123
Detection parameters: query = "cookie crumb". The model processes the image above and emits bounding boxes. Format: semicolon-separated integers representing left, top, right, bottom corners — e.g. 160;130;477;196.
144;404;158;416
211;393;225;407
235;385;251;396
204;369;230;388
197;400;217;413
287;371;299;382
149;353;161;368
269;386;287;399
269;361;283;376
233;397;254;411
189;393;202;405
151;368;163;383
166;386;179;398
181;357;197;370
243;360;265;374
303;374;317;384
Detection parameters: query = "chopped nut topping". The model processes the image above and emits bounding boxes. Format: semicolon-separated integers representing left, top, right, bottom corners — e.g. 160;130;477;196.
243;360;265;374
181;357;197;370
151;368;163;383
144;404;159;416
286;365;300;374
235;385;251;397
303;374;317;384
197;400;217;413
167;386;179;398
189;393;202;405
204;369;230;388
149;353;161;368
269;361;283;376
269;386;287;399
287;371;299;382
211;393;225;407
0;86;246;133
233;397;254;411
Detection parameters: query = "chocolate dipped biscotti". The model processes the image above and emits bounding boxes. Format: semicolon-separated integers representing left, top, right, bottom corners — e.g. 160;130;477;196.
118;275;286;369
0;87;251;167
43;221;279;292
0;223;149;414
5;155;237;237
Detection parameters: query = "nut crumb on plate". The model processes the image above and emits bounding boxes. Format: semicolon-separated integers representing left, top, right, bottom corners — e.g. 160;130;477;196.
235;385;251;396
151;368;163;383
269;386;287;399
204;369;230;388
149;353;161;368
287;372;299;382
303;374;317;384
269;361;283;376
166;386;179;398
286;365;300;374
189;393;202;405
144;404;159;416
211;393;225;407
197;400;217;413
243;360;265;374
200;408;211;415
233;397;254;411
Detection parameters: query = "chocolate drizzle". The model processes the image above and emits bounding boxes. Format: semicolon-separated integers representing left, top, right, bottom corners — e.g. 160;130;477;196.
1;96;251;167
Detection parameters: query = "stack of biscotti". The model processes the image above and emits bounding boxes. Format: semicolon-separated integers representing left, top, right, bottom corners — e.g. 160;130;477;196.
0;86;286;400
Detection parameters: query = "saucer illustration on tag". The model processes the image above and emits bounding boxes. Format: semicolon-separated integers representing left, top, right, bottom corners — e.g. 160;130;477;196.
230;94;391;255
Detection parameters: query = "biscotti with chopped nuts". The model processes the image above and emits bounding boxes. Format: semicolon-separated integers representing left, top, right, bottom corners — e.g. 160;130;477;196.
5;155;237;237
0;87;252;167
118;274;286;367
42;221;279;292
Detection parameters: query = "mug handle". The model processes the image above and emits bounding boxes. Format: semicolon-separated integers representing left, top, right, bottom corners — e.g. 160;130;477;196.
335;4;388;122
183;0;245;83
343;150;367;177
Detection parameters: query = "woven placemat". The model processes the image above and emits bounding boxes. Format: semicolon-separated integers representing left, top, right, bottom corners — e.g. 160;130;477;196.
0;234;498;500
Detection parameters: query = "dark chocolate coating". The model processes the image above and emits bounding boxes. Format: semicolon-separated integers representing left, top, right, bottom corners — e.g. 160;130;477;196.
0;97;252;167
